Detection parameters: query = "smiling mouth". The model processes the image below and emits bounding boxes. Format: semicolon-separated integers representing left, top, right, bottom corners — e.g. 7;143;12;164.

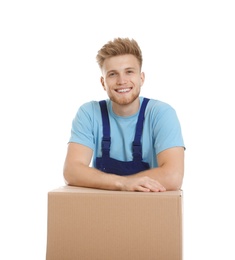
116;88;132;93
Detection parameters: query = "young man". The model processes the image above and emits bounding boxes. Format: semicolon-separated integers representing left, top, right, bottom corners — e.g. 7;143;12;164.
63;38;185;192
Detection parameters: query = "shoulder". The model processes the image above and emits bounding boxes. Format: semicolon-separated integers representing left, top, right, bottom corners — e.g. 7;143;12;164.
79;100;100;111
71;101;102;126
144;97;176;116
76;100;102;117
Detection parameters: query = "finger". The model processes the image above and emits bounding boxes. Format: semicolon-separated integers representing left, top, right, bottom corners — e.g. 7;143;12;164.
144;182;166;192
152;184;166;192
135;186;152;192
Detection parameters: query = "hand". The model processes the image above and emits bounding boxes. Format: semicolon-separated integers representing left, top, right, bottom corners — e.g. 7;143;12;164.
119;176;166;192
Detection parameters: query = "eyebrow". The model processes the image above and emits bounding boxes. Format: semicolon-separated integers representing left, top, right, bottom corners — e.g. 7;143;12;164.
107;67;137;74
124;67;136;71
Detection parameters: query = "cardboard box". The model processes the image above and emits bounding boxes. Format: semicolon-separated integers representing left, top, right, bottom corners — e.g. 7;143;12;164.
46;186;183;260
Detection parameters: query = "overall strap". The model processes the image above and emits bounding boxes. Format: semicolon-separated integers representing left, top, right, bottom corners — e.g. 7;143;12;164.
99;100;111;157
133;98;150;161
99;98;150;160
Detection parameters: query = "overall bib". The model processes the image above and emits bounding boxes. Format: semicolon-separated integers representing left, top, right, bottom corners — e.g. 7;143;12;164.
96;98;150;176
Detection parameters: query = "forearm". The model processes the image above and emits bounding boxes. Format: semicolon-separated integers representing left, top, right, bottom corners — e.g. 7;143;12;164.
132;147;185;191
64;162;168;192
131;166;184;191
63;162;124;191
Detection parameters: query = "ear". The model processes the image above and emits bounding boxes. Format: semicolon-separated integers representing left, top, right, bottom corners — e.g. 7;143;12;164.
140;72;145;86
100;76;106;90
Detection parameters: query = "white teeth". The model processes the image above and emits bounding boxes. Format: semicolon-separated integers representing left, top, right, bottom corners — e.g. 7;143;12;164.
117;88;130;93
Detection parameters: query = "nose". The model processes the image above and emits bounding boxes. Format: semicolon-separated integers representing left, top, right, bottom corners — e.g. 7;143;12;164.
117;73;127;85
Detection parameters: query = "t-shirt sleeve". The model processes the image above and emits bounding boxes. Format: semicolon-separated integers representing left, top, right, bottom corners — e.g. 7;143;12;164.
153;105;185;155
69;103;95;150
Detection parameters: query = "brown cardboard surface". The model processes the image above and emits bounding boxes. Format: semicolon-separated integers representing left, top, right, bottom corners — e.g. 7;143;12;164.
46;186;183;260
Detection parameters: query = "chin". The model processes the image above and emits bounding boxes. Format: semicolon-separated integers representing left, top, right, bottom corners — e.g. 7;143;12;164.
111;94;139;105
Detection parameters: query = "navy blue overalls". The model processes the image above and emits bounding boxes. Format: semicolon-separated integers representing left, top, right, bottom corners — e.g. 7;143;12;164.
96;98;150;176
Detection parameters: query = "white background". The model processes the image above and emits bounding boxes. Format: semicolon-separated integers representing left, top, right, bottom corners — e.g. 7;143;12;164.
0;0;234;259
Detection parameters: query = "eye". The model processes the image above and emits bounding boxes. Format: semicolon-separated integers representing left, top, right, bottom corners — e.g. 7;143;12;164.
108;72;116;77
127;70;134;74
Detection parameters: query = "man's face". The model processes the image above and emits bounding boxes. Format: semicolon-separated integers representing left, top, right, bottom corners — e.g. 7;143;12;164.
101;54;145;106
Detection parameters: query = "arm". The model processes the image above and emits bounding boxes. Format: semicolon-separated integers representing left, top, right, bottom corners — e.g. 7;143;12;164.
63;142;125;191
127;146;184;191
63;143;184;192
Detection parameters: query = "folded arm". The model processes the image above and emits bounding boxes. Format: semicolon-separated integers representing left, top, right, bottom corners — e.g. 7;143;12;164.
131;146;184;191
63;143;184;192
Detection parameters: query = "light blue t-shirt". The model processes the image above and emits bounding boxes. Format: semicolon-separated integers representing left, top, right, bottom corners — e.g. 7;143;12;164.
69;96;185;168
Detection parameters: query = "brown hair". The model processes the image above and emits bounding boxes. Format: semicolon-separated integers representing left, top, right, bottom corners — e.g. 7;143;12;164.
96;38;143;69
